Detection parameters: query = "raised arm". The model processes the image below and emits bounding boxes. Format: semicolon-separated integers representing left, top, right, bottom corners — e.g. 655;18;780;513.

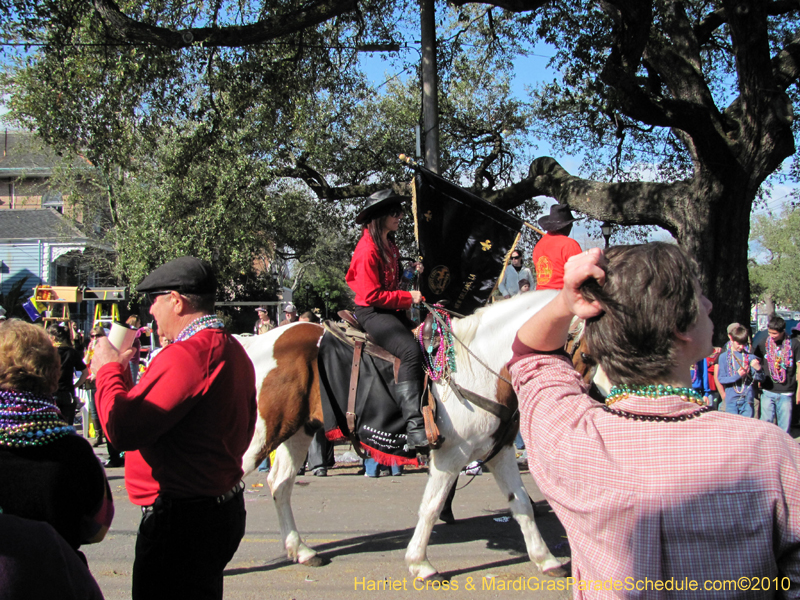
516;248;606;351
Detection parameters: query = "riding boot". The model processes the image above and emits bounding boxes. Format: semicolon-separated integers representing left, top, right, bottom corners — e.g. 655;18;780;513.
92;416;105;447
393;380;430;454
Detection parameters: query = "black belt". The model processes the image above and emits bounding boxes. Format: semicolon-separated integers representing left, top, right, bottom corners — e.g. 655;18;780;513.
142;481;244;514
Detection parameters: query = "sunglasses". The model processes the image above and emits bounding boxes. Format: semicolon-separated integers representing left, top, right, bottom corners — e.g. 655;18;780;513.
145;290;174;303
387;207;404;218
511;255;521;260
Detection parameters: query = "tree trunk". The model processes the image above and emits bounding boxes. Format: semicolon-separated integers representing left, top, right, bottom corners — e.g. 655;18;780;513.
675;181;753;346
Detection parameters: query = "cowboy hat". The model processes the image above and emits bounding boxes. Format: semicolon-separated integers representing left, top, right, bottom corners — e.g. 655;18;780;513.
355;189;410;225
538;204;581;232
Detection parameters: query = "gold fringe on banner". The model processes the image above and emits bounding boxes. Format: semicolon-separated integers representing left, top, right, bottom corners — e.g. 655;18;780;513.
490;231;522;299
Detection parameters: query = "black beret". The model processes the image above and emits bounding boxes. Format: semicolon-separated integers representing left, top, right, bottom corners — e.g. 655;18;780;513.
135;256;217;295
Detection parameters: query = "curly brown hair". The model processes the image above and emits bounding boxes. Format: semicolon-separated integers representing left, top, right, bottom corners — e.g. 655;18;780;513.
0;320;61;394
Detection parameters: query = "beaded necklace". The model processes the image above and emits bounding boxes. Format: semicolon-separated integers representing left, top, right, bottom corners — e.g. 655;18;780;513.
602;404;712;422
727;349;751;394
603;384;709;422
0;389;75;448
605;384;706;407
765;336;793;384
174;315;225;343
417;305;457;381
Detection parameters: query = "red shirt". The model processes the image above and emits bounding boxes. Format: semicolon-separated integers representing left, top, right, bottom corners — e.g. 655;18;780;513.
346;229;413;310
95;328;256;505
532;232;582;290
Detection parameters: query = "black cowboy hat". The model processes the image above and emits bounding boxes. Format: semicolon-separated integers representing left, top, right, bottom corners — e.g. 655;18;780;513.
355;189;410;225
538;204;582;232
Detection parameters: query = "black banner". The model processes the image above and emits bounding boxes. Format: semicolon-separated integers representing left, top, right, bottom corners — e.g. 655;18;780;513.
413;169;523;315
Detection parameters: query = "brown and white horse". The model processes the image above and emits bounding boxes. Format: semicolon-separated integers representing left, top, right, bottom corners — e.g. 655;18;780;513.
238;290;569;580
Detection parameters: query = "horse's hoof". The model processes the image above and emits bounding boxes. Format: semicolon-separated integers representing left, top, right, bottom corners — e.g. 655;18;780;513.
439;510;456;524
543;562;571;578
300;555;329;567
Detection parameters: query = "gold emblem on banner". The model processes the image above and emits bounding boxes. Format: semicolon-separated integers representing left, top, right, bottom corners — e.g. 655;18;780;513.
428;266;451;294
480;239;492;251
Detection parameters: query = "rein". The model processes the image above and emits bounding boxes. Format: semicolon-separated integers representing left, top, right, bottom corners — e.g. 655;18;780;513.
419;301;519;470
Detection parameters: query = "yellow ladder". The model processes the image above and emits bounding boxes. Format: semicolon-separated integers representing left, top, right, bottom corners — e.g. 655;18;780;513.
92;292;121;327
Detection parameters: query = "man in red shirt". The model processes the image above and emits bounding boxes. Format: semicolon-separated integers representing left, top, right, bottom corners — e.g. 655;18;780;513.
532;204;582;290
92;256;256;600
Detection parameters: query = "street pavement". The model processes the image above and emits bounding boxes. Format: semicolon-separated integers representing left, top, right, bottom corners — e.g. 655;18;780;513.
83;447;573;600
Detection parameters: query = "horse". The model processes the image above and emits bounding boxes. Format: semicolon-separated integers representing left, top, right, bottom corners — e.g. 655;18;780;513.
238;290;569;580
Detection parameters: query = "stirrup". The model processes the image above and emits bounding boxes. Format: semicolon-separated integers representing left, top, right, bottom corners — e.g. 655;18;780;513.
404;431;430;455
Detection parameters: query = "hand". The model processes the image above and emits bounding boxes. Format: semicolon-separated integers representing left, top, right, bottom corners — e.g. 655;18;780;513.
90;338;136;374
560;248;607;320
750;358;761;371
410;290;424;304
737;366;747;377
413;261;425;275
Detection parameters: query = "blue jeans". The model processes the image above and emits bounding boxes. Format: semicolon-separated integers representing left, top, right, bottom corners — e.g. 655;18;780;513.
364;458;402;477
760;390;793;433
725;394;753;418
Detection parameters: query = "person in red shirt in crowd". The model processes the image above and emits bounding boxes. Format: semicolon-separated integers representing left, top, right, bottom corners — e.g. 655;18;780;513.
345;189;428;453
92;256;257;600
532;204;582;290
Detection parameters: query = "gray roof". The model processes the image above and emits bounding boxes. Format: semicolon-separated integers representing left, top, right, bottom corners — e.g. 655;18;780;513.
0;131;92;178
0;208;90;243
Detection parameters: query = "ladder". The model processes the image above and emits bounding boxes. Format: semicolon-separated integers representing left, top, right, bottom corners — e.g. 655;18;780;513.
85;288;127;328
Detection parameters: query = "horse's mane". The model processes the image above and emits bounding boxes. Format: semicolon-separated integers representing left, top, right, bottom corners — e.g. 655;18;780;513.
451;290;557;350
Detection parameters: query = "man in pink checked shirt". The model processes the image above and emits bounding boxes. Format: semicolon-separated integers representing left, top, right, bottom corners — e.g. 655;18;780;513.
510;243;800;598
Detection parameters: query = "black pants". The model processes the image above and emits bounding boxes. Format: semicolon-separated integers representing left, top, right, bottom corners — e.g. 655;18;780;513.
55;390;76;426
354;306;422;382
307;427;335;471
132;489;246;600
106;440;122;463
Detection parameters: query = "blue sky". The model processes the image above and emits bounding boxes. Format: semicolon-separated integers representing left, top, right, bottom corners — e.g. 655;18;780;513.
358;41;649;248
359;35;795;254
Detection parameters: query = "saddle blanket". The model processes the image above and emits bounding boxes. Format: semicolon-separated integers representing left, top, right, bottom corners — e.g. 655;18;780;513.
318;331;420;466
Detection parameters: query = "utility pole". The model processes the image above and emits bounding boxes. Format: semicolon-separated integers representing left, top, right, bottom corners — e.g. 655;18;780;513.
420;0;440;174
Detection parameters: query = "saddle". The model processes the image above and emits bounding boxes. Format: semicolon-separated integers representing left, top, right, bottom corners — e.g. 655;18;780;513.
326;311;443;450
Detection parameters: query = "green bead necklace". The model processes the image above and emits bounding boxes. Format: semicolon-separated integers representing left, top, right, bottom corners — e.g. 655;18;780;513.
605;384;706;407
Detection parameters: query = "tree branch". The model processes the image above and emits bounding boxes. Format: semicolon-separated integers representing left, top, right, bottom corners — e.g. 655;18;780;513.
695;1;800;46
448;0;550;12
483;157;688;234
272;164;411;201
773;30;800;90
92;0;358;48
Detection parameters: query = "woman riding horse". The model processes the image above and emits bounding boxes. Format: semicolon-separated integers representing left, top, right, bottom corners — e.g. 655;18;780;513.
345;189;428;453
